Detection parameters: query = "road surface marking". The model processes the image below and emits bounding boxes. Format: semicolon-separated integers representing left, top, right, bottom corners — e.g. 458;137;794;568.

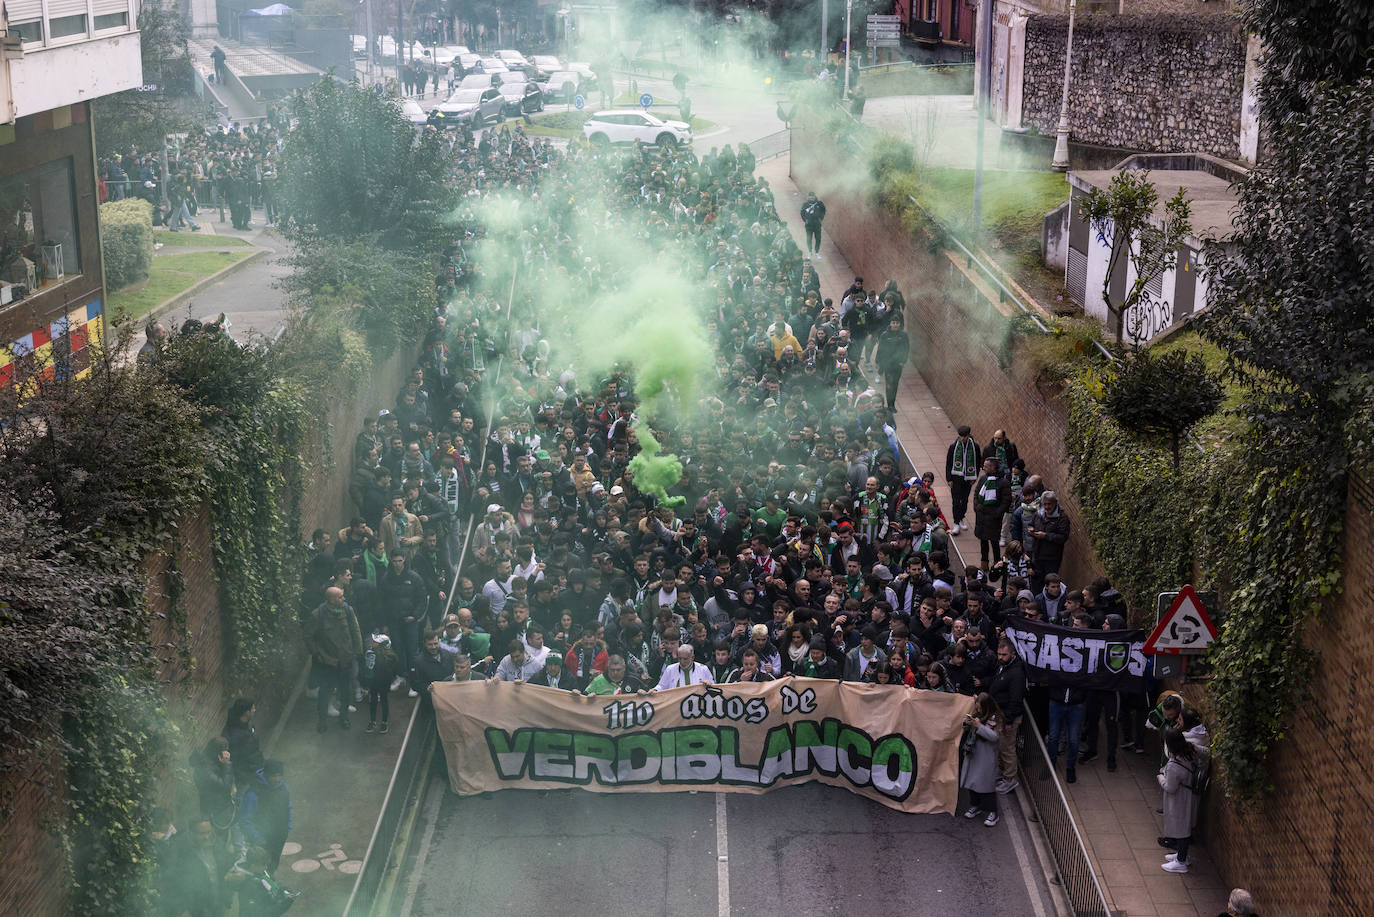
398;778;444;917
715;793;730;917
1005;801;1049;917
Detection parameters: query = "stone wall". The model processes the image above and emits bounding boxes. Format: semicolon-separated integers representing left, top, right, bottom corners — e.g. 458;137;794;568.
791;122;1106;592
1021;13;1246;158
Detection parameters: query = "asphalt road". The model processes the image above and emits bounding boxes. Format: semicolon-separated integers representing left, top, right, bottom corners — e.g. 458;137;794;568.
396;778;1055;917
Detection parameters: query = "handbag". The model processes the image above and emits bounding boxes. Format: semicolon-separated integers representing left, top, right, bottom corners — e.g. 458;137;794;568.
960;722;979;756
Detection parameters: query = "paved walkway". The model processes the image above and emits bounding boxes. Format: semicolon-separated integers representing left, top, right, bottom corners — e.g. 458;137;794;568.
759;151;1229;917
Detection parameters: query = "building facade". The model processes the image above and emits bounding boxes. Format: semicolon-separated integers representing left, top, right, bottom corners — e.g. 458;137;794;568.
1;0;142;382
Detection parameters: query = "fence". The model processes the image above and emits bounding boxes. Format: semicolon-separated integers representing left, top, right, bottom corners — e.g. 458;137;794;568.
751;128;791;162
1016;713;1113;916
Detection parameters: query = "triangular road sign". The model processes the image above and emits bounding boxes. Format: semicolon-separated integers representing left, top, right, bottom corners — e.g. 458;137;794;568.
1144;585;1218;654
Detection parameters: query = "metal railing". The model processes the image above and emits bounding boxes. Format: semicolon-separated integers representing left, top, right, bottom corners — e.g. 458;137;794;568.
751;128;790;162
1016;714;1113;916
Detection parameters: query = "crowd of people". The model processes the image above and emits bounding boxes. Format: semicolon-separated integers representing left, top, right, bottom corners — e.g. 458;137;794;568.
98;117;286;231
165;109;1225;914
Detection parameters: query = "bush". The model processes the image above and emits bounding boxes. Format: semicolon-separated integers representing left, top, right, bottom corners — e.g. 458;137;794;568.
99;198;154;292
869;134;916;183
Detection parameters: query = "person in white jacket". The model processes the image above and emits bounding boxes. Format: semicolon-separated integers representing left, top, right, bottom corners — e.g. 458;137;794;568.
653;645;714;690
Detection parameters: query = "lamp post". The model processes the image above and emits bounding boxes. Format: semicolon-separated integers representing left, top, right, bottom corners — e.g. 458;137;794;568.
821;0;829;65
842;0;852;100
1051;0;1077;171
971;0;992;235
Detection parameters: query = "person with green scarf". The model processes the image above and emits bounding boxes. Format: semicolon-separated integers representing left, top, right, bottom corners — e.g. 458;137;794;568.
944;425;982;535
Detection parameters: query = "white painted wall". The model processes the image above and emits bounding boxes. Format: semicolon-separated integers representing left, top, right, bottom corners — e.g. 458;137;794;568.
1081;209;1113;327
1238;34;1262;163
8;31;143;119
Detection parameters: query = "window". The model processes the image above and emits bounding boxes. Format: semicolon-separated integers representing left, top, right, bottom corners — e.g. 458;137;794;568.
0;157;83;295
10;20;43;43
93;11;129;30
950;0;960;36
48;13;88;38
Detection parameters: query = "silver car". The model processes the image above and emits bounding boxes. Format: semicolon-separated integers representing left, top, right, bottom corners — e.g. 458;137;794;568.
430;87;505;128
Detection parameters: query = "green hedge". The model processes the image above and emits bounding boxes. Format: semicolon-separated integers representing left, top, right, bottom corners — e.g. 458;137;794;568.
99;198;154;292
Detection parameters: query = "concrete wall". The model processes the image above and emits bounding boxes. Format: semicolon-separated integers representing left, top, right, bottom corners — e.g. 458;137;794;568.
1020;13;1246;158
1041;201;1068;272
793;120;1106;590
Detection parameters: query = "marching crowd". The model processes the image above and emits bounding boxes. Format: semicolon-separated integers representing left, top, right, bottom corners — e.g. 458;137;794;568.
172;115;1225;914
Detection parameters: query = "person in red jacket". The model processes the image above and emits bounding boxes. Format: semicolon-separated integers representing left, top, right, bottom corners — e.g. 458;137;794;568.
564;625;608;688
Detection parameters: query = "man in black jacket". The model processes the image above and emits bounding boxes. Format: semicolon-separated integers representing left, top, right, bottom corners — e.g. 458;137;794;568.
411;631;455;704
989;639;1027;794
1027;491;1071;593
382;552;429;687
800;191;826;255
529;652;578;690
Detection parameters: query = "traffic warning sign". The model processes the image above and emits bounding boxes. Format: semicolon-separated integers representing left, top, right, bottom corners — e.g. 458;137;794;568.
1144;585;1218;655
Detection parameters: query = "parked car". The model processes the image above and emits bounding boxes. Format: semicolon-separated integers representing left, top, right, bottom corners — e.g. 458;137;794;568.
493;49;530;69
395;98;429;127
497;80;544;115
582;110;692;147
429;87;505;128
542;70;585;103
530;55;562;80
457;73;495;90
457;53;481;73
476;57;510;75
567;61;596;80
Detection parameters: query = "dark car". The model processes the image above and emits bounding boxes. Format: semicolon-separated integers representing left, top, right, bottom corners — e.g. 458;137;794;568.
497;80;544;116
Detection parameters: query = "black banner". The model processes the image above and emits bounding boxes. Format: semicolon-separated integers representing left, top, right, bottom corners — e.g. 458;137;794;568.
1002;618;1147;693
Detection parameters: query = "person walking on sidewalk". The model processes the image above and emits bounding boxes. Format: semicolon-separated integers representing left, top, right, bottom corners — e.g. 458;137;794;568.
972;457;1012;566
873;315;910;411
945;426;981;535
801;191;826;255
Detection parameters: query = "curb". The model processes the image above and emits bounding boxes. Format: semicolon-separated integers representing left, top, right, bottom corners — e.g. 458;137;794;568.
140;246;271;326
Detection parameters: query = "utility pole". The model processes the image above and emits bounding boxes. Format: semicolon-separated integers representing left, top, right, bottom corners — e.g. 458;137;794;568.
364;0;375;80
1051;0;1077;171
821;0;828;66
970;0;993;236
396;0;403;87
842;0;852;100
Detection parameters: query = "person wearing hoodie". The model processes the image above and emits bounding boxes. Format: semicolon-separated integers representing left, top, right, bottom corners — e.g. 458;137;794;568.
223;698;264;789
362;632;400;734
238;760;292;874
1080;612;1127;771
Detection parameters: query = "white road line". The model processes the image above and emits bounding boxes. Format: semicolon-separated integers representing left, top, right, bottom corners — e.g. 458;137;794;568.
715;793;731;917
398;777;443;917
1005;800;1050;917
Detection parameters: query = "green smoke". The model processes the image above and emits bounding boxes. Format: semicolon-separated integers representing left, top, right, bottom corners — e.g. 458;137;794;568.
628;426;685;508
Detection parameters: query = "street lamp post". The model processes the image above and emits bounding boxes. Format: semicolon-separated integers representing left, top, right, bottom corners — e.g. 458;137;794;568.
1051;0;1077;171
842;0;852;100
821;0;828;66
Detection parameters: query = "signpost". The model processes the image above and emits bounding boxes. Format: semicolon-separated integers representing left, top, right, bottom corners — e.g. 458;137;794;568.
639;92;654;110
866;13;901;49
1145;585;1220;679
573;94;585;110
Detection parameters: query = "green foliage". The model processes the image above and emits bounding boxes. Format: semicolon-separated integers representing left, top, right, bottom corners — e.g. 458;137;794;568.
99;198;155;291
282;238;436;356
1015;315;1108;383
152;333;309;693
1194;431;1343;801
1080;170;1192;345
278;77;457;250
868;134;915;183
1189;73;1370;803
64;670;176;916
1064;376;1195;623
1102;348;1222;472
1241;0;1374;126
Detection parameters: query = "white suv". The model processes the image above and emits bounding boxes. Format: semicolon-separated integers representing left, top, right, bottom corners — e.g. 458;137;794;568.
582;110;692;148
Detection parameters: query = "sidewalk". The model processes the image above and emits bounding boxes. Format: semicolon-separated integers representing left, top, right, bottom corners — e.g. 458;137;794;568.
261;678;418;916
760;152;1229;916
1059;738;1229;916
758;154;969;566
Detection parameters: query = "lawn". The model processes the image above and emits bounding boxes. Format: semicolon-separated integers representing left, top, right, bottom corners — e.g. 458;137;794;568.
522;110;718;140
153;230;250;247
107;250;256;322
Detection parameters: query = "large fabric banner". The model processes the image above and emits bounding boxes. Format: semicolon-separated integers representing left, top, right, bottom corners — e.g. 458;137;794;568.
432;679;976;814
1002;617;1148;693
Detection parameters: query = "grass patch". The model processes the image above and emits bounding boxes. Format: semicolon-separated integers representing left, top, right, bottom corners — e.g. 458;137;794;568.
154;230;250;247
108;250;256;322
916;167;1067;259
521;110;718;140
